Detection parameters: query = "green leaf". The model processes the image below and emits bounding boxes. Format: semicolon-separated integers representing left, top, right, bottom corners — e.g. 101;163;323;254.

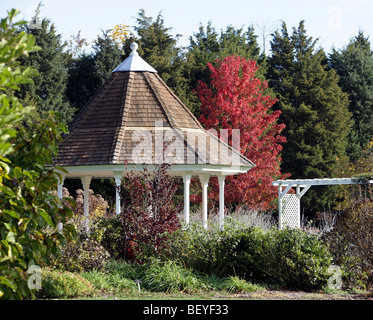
37;208;54;227
13;166;23;179
17;218;30;232
0;276;17;291
6;231;15;243
4;210;20;219
0;185;15;197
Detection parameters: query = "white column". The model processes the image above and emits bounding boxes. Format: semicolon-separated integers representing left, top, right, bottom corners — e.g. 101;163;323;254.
199;174;209;230
81;176;91;233
183;173;191;226
218;175;225;230
114;172;122;215
278;185;283;230
57;174;65;199
57;174;65;232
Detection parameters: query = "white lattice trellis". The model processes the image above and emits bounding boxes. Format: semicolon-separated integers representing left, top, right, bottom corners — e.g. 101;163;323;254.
281;194;300;229
272;178;373;230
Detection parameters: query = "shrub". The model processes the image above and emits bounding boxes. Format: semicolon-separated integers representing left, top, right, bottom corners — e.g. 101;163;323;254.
162;223;233;277
51;214;110;272
324;197;373;288
73;188;108;217
53;236;110;273
0;10;75;299
105;259;142;280
41;268;94;299
98;216;126;260
119;164;182;262
256;228;333;290
230;228;333;290
162;223;333;291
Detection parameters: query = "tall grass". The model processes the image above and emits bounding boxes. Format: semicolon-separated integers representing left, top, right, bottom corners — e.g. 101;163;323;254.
80;259;266;296
187;207;276;230
141;260;209;293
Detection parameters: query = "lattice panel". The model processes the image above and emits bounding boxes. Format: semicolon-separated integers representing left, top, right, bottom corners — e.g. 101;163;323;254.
281;194;300;229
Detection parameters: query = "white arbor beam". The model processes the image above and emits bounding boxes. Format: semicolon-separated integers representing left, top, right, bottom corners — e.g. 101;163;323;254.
199;174;209;230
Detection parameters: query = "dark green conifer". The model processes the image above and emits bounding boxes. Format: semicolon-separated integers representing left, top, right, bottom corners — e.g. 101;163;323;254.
122;9;187;101
329;31;373;161
66;31;122;115
19;18;72;123
267;21;352;214
185;22;263;116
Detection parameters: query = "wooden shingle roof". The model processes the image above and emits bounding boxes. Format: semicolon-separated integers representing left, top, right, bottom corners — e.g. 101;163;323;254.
55;45;254;169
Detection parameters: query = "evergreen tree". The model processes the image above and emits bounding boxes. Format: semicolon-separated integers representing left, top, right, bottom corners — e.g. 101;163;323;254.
66;53;97;114
122;9;187;100
329;31;373;161
267;21;352;214
18;18;73;123
66;31;122;115
92;30;123;87
185;22;263;116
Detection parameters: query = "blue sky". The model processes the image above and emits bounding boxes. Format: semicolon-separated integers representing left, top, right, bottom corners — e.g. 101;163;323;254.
2;0;373;54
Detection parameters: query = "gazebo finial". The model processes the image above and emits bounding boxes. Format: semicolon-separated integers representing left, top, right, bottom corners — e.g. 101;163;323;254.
130;42;139;56
111;42;156;72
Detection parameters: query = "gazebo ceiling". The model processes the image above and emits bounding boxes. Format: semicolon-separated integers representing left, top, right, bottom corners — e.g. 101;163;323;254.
55;43;254;172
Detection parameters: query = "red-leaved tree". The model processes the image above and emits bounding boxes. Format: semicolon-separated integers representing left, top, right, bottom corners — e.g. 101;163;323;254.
119;164;181;262
196;56;288;210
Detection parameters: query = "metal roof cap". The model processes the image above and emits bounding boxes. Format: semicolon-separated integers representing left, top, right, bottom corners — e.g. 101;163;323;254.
112;42;157;73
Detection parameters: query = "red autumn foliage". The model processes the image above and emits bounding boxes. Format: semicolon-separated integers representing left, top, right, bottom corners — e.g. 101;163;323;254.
119;164;182;262
196;56;288;210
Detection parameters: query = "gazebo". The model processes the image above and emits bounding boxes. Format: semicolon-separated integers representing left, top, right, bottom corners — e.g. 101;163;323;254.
54;43;255;229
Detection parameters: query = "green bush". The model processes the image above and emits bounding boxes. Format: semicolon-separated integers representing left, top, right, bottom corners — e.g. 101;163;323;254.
52;236;110;273
323;197;373;289
51;213;111;272
162;223;235;277
162;223;333;291
0;10;75;300
252;228;332;290
41;268;94;299
97;216;126;260
105;259;142;280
